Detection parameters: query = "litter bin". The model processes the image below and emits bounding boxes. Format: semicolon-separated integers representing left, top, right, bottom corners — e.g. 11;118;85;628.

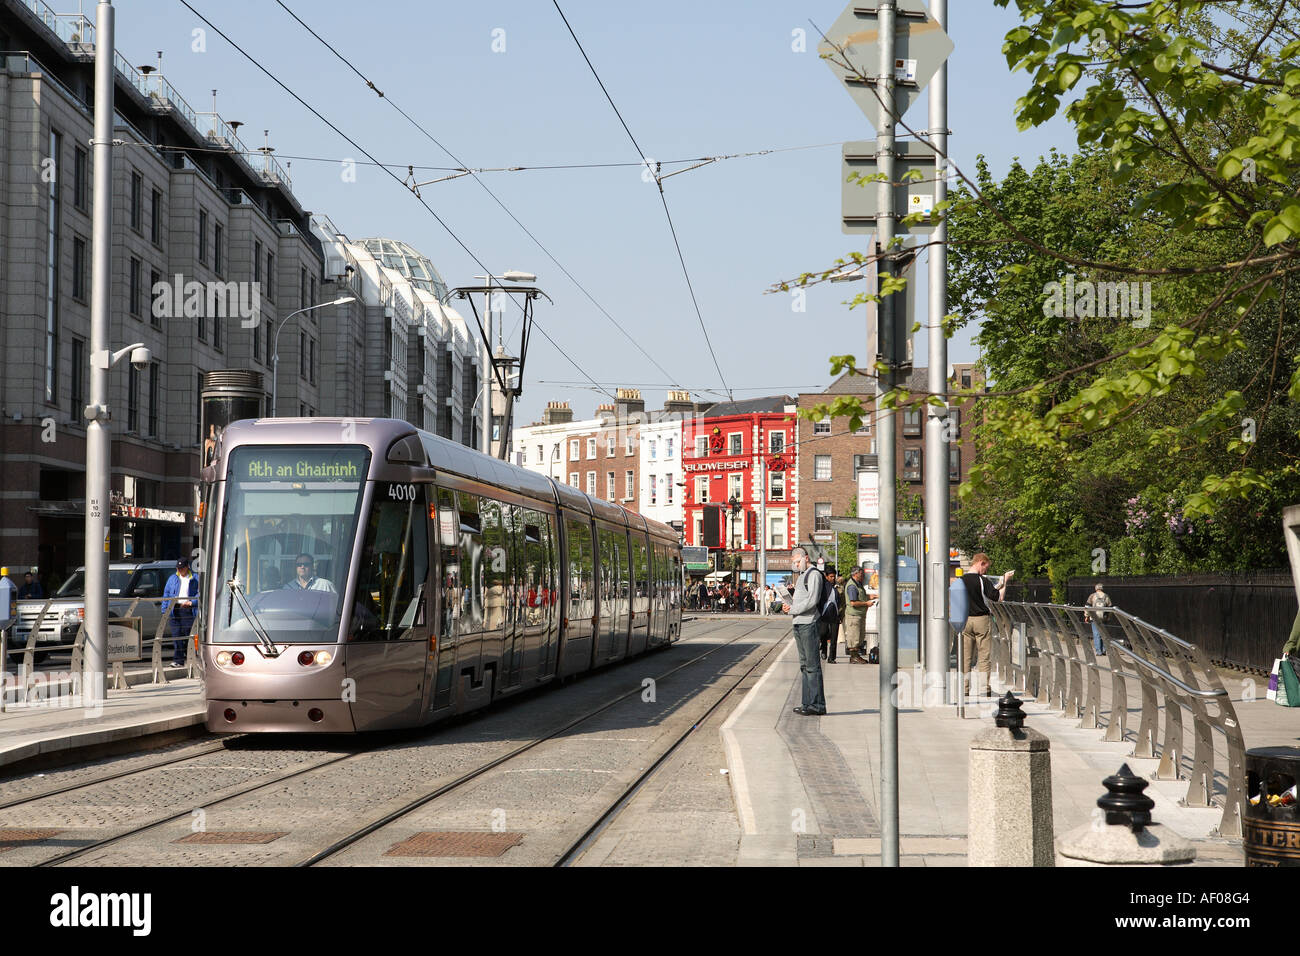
1244;746;1300;866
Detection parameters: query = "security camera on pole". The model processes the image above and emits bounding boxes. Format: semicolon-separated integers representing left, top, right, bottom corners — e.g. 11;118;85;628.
820;0;952;868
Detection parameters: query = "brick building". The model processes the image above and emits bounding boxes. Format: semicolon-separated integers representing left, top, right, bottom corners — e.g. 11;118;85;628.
796;364;982;560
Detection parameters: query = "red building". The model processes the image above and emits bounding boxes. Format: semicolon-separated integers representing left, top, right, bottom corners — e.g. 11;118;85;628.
682;396;798;583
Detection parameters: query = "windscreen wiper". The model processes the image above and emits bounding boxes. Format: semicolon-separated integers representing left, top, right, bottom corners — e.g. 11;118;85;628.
226;577;280;658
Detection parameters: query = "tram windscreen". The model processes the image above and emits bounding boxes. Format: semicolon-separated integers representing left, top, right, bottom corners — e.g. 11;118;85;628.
212;445;369;644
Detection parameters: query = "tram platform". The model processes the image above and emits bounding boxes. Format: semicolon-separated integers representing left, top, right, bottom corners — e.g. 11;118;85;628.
720;623;1291;866
0;671;205;772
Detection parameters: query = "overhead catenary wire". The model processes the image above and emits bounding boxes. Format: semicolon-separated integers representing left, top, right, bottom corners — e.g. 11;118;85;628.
270;0;687;398
175;0;617;404
550;0;734;404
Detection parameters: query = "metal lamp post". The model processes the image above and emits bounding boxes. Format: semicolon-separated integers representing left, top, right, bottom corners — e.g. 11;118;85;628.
270;297;354;416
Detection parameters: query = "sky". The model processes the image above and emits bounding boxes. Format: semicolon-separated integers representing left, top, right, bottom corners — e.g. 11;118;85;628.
112;0;1079;423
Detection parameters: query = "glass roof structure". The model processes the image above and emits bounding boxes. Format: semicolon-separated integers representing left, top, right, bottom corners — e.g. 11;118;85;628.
356;238;449;300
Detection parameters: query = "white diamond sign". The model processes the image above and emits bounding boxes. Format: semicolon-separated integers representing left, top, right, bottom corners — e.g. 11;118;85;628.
819;0;953;124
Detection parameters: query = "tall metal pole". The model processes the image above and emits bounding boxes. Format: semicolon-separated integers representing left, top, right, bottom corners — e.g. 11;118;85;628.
83;0;115;704
925;0;951;704
758;451;767;615
875;0;900;869
481;282;493;456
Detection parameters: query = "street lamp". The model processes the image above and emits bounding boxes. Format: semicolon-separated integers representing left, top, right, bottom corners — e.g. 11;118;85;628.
472;271;537;456
270;296;355;416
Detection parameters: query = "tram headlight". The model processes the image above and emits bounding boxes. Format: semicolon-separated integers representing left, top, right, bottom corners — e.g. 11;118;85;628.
314;650;332;666
216;651;232;666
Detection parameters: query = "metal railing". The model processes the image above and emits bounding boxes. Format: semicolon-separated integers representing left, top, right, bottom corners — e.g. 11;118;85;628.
986;601;1245;838
3;597;200;712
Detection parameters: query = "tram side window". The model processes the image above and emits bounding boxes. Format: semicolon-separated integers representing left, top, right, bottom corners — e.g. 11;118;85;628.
352;484;429;641
520;509;545;627
458;493;484;632
632;536;649;614
436;487;460;638
482;498;506;631
540;512;557;622
566;518;593;620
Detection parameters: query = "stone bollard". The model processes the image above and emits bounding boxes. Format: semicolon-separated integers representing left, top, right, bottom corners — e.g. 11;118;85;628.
1056;764;1195;866
968;692;1055;866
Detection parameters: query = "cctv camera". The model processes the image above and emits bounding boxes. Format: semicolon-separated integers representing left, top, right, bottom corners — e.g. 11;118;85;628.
130;346;152;370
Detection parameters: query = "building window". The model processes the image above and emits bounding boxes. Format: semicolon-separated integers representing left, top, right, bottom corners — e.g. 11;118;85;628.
148;362;160;436
903;407;923;437
127;363;140;432
950;447;961;481
855;419;872;436
310;275;317;309
266;252;275;302
903;447;922;480
815;502;832;532
649;440;657;461
569;471;578;487
536;444;544;464
73;147;88;211
70;338;85;417
770;431;785;454
72;236;87;301
129;257;142;317
814;455;832;481
666;474;673;504
649;474;657;505
570;439;580;461
586;472;596;495
300;266;308;307
625;470;634;499
198;209;208;264
695;476;709;503
300;331;307;381
150;188;162;244
729;433;742;455
607;471;615;500
626;432;636;455
587;437;596;459
729;473;742;501
948;407;961;438
129;170;142;232
265;321;273;366
253;313;261;361
770;471;785;501
961;369;972;389
769;514;786;550
666;437;674;459
150;270;161;328
214;222;224;275
814;418;831;436
44;128;62;405
254;241;262;282
695;435;707;456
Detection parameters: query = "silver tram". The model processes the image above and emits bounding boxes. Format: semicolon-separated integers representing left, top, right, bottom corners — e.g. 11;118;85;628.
198;418;683;732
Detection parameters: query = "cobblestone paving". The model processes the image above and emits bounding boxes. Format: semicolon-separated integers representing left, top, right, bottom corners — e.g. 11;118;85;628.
0;736;228;804
777;680;881;860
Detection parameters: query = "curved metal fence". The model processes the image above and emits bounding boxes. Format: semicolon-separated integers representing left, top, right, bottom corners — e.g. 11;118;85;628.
987;601;1245;839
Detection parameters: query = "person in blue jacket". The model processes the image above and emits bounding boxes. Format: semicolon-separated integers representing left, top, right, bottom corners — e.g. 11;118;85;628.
161;557;199;665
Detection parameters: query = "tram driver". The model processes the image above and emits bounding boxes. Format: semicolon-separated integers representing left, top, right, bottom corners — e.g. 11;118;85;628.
284;553;336;593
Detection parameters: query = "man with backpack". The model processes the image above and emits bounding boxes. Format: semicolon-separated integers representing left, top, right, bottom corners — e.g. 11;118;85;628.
782;546;827;716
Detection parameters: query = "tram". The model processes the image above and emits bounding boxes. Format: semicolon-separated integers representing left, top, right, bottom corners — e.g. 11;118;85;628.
198;418;683;732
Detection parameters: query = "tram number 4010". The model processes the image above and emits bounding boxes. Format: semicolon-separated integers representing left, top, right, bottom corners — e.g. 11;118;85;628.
386;483;418;502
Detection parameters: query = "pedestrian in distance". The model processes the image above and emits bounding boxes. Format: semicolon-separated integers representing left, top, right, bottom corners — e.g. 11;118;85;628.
819;567;845;662
960;553;1013;697
1085;582;1113;655
16;571;44;599
161;557;199;666
843;565;875;664
782;546;827;716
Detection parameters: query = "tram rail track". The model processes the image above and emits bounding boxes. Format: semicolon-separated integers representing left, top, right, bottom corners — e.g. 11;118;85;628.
20;622;765;867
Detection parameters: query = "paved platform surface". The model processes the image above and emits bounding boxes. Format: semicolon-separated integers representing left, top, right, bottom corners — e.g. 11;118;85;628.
0;673;205;771
721;619;1293;866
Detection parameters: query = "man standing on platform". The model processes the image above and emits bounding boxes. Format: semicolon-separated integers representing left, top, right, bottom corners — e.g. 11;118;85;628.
162;557;199;666
820;567;845;662
782;546;827;716
844;565;874;664
960;553;1013;697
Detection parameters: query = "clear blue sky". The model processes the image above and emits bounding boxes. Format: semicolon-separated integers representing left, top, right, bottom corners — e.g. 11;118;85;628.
115;0;1077;422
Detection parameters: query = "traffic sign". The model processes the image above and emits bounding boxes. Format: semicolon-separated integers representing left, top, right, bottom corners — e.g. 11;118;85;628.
819;0;953;124
843;140;939;236
829;517;923;536
852;232;918;374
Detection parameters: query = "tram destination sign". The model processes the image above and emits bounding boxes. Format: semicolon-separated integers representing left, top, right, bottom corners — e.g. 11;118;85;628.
232;447;369;483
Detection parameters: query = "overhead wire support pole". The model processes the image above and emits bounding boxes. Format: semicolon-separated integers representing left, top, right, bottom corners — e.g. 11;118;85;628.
925;0;951;707
875;0;900;871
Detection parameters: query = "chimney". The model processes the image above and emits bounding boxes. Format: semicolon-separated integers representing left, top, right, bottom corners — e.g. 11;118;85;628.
542;400;573;425
616;387;645;417
662;389;693;416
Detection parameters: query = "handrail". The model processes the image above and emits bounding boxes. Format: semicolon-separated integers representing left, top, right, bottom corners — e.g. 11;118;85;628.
1107;642;1228;700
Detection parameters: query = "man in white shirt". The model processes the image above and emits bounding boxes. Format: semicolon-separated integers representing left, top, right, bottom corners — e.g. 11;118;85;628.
284;553;336;593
